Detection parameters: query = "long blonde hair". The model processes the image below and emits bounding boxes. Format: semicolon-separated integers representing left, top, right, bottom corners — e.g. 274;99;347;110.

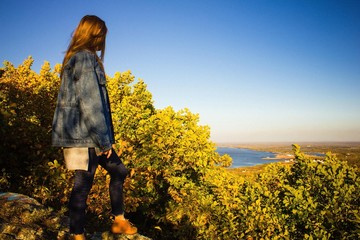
61;15;107;77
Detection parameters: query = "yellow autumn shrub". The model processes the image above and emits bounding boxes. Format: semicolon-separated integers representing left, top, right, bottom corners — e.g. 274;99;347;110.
1;58;359;239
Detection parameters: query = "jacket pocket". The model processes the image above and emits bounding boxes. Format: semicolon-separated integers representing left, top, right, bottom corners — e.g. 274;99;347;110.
62;107;87;140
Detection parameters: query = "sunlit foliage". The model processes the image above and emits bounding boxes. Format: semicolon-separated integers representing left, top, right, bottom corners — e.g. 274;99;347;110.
0;58;359;239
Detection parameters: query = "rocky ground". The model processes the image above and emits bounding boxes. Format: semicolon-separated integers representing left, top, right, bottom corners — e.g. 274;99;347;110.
0;192;151;240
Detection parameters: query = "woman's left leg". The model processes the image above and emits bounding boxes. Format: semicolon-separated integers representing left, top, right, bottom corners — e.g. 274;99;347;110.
98;149;137;234
98;149;128;216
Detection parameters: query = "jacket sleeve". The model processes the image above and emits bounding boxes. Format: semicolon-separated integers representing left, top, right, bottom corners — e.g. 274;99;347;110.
75;52;112;151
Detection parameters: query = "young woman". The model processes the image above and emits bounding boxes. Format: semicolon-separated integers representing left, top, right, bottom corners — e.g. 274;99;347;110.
52;15;137;240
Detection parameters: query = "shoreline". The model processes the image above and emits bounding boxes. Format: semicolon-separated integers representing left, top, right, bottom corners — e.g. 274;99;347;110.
218;146;326;162
262;153;294;160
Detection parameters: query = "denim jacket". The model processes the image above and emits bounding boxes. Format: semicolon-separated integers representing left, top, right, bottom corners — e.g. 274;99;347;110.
52;50;114;151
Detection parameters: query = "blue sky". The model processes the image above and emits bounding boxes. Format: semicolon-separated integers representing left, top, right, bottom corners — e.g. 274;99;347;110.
1;0;359;143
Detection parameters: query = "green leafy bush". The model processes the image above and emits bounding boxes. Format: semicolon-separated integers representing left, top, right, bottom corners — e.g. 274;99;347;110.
1;58;359;239
0;57;66;204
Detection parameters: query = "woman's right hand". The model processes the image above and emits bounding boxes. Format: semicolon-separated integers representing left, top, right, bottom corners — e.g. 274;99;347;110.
103;149;112;158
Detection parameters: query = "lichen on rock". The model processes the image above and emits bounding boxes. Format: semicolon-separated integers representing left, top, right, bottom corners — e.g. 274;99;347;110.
0;192;151;240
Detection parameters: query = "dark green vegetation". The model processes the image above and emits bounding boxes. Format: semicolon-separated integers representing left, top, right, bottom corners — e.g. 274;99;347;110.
1;58;359;239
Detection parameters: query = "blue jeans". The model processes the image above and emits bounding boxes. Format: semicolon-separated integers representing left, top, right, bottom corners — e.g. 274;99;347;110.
68;148;128;234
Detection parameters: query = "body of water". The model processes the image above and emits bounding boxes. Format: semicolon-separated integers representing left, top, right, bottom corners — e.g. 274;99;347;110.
216;147;283;168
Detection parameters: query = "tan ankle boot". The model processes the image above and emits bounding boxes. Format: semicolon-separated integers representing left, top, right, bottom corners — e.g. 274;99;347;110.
72;233;85;240
111;219;138;235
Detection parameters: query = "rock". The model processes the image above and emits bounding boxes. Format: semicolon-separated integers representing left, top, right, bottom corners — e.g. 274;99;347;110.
0;192;67;239
0;192;152;240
